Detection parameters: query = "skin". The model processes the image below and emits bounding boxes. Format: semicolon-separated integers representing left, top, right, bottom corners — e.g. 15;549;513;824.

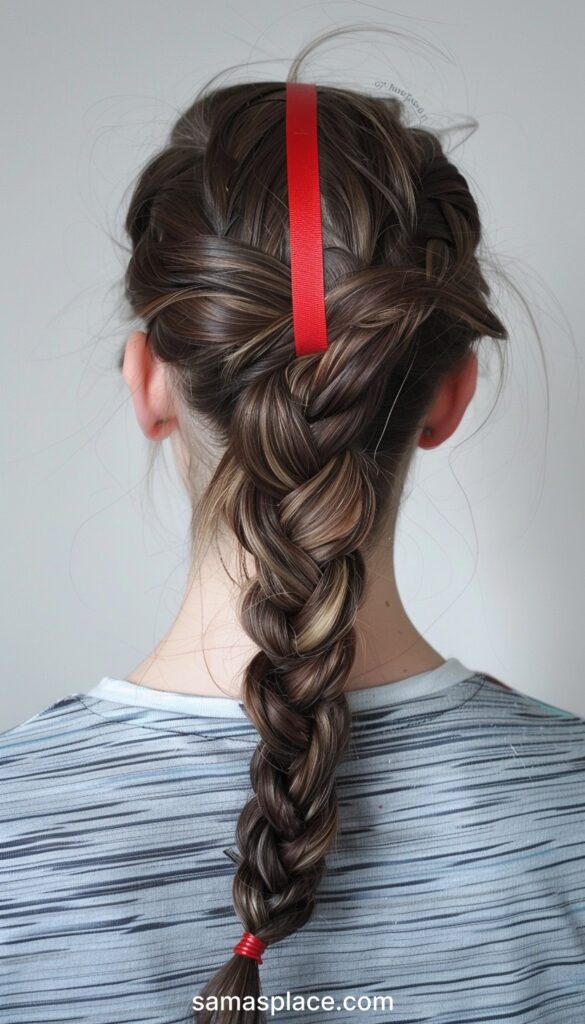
121;330;478;698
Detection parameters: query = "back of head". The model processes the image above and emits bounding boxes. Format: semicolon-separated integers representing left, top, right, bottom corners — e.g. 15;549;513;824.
121;28;508;1023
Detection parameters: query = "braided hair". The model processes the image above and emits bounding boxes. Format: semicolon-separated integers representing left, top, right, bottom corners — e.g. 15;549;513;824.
121;28;508;1023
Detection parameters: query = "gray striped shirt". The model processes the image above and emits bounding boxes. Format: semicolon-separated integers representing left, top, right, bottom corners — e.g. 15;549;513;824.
1;657;584;1023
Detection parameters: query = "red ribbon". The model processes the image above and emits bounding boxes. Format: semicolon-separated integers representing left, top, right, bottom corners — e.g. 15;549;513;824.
233;930;266;965
285;82;329;357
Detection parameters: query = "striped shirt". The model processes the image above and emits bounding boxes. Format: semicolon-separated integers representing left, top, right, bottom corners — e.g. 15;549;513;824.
1;657;584;1023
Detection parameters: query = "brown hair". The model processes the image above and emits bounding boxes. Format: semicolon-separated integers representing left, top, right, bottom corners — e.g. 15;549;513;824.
120;27;510;1023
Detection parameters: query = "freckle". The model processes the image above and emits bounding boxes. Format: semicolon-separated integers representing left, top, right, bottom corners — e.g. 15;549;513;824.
385;600;389;607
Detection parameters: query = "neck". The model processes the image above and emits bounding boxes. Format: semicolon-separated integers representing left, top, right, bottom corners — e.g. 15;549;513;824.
125;536;445;698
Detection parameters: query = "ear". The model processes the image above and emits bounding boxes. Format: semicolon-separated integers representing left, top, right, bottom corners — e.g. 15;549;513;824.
418;350;478;449
122;331;177;440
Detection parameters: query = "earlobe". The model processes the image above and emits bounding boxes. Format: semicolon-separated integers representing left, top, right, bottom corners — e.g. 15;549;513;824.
122;330;177;440
418;424;436;449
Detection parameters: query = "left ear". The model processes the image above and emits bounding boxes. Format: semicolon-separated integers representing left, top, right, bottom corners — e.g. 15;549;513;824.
121;330;177;440
418;350;479;449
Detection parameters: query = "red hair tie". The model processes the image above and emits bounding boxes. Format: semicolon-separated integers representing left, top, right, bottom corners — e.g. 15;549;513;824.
285;81;329;358
233;930;266;965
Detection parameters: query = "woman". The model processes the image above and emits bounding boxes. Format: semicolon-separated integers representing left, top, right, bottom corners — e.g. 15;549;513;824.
2;28;584;1024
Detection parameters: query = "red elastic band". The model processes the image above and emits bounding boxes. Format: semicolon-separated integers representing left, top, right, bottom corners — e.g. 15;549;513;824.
285;81;329;358
233;930;266;965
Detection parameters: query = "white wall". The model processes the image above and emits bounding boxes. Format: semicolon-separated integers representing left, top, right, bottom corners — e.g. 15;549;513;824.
2;0;584;731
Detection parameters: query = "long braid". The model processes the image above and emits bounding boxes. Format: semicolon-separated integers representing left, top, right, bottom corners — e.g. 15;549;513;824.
200;80;377;1004
194;371;376;1022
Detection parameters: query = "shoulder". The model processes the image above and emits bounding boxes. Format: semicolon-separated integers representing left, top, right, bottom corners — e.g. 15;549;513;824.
0;694;89;744
474;670;585;728
458;671;585;779
0;694;95;778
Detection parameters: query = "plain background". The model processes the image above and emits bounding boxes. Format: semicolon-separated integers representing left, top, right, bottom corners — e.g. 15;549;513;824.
1;0;584;732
